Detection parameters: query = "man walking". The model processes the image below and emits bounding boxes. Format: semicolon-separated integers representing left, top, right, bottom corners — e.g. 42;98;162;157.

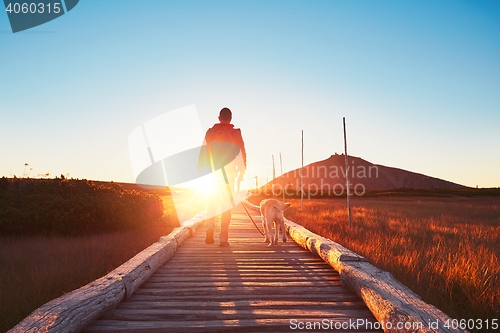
198;107;246;247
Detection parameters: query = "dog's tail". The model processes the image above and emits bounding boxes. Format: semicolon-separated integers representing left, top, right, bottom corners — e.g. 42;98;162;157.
274;201;292;211
242;199;261;212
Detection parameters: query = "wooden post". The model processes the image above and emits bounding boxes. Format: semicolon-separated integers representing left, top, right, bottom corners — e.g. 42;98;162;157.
301;130;304;210
280;152;284;201
272;155;276;197
343;117;353;229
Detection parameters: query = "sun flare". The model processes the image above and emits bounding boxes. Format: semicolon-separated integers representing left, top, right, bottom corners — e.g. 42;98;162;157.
198;176;218;195
184;174;220;195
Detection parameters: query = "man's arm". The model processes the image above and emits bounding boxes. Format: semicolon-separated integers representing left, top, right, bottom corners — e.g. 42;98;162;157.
198;130;213;172
234;128;246;179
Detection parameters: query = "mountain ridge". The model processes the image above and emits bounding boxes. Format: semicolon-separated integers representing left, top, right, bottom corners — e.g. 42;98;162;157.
269;154;466;192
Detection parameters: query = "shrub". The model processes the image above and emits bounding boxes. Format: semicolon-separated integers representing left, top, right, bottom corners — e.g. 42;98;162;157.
0;178;164;236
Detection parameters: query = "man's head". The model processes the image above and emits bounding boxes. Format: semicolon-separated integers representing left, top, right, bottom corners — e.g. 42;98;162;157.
218;107;232;124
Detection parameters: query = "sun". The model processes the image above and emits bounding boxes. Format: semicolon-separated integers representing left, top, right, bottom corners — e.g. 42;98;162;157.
197;176;217;195
188;174;218;195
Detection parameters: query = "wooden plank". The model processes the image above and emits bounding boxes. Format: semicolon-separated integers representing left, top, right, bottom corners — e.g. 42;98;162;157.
127;293;363;303
153;266;333;273
151;268;338;274
131;284;352;297
154;268;337;273
156;260;327;265
146;275;339;282
116;299;367;309
84;318;382;333
97;307;376;321
142;279;342;290
155;264;331;269
161;254;328;261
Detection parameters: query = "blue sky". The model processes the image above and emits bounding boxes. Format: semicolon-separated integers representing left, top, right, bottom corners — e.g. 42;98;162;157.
1;0;499;188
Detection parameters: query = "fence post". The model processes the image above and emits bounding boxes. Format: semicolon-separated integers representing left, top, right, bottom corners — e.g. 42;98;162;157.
301;130;304;210
343;117;353;229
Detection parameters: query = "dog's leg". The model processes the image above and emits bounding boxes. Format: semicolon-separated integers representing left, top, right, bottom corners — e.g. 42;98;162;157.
280;220;287;243
262;215;270;243
274;217;285;244
272;221;279;246
267;220;275;246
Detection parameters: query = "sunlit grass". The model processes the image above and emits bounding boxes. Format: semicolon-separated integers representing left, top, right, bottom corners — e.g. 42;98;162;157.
283;196;499;322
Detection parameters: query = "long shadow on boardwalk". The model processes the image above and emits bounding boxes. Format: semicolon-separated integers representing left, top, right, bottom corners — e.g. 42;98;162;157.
83;206;382;333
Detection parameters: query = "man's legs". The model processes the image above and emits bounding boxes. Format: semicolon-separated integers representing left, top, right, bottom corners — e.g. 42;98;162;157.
205;193;216;244
205;218;215;244
205;170;235;246
218;171;236;247
219;209;231;246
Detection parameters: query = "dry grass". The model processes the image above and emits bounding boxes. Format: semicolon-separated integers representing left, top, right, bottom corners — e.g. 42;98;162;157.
283;196;500;321
0;192;205;333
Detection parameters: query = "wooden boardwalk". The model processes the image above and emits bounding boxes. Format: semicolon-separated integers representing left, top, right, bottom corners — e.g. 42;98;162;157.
83;205;382;333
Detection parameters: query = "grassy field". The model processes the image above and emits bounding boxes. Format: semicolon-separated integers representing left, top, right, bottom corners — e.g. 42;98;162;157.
0;191;204;333
281;195;499;323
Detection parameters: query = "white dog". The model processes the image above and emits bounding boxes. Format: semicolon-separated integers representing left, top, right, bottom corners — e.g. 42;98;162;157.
243;198;292;246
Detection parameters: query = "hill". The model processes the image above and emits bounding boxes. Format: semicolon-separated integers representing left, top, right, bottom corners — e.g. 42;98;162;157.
268;154;466;193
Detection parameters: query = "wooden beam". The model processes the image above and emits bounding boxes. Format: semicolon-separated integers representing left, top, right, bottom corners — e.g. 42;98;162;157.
7;275;125;333
343;117;353;229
